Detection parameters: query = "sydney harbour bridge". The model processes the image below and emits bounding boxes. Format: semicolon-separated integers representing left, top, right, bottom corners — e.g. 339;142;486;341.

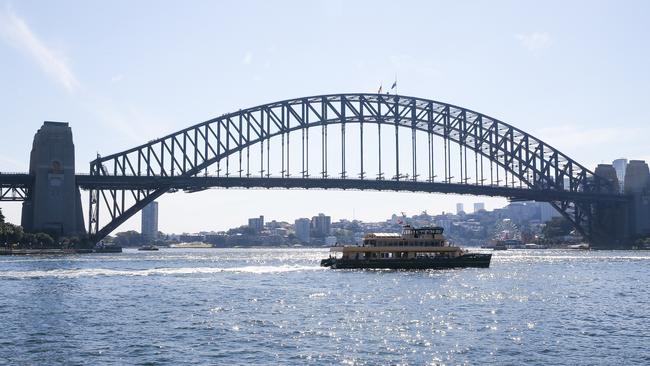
1;93;647;248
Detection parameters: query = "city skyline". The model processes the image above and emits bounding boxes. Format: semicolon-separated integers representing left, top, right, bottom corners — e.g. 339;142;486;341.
155;199;557;236
1;1;649;234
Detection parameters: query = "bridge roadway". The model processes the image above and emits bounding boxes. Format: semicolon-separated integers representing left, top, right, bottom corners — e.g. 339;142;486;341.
0;172;627;203
73;175;630;202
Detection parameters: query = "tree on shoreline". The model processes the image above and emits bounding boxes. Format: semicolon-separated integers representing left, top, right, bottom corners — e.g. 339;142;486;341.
0;209;59;249
541;217;574;239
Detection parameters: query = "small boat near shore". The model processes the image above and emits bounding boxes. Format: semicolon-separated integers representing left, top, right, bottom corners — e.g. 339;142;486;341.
320;225;491;270
170;242;213;248
0;248;77;255
524;243;549;249
94;242;122;253
567;243;590;250
138;245;159;251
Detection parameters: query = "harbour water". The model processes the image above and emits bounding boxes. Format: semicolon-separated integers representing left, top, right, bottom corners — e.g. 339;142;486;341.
0;248;648;365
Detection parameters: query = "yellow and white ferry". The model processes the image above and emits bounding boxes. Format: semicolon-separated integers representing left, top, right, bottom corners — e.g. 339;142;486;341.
320;225;491;269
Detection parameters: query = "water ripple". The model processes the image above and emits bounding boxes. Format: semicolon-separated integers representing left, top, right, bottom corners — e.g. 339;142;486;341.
0;248;648;365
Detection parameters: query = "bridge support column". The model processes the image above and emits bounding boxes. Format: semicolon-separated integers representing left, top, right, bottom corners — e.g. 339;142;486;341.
590;201;633;248
21;122;86;238
589;164;629;248
623;160;650;244
589;162;649;248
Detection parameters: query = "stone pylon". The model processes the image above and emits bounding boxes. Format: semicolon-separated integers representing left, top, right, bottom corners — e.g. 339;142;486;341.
624;160;650;237
21;122;86;237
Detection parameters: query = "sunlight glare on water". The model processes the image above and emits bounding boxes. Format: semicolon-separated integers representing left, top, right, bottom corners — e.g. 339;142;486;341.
0;248;648;365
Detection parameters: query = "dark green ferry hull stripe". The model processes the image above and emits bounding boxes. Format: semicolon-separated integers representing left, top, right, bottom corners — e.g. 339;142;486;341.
321;253;492;269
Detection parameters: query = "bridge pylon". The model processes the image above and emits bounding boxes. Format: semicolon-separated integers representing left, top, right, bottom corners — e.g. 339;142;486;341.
21;122;86;238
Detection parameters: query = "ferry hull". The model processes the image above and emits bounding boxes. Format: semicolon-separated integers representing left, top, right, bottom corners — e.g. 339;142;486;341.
321;253;492;270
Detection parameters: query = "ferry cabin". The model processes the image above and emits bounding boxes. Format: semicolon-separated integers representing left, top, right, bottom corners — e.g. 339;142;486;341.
330;226;464;260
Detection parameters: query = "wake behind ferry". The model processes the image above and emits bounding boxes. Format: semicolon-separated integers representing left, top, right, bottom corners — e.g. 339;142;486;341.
320;225;491;269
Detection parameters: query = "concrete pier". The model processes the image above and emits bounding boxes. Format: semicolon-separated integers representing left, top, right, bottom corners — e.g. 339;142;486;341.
624;160;650;237
21;122;86;237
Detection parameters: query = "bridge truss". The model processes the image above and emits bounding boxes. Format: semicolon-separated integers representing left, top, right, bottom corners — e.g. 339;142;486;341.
88;93;621;242
0;174;31;201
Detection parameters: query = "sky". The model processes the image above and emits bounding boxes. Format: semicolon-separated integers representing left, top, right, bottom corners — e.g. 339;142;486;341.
1;0;649;234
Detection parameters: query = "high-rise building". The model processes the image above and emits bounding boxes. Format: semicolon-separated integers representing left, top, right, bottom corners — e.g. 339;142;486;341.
141;201;159;241
612;158;627;192
311;213;331;237
456;203;465;215
294;218;311;243
248;215;264;232
473;202;485;213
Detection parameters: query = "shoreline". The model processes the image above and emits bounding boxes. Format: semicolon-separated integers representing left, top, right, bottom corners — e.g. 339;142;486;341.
0;248;77;256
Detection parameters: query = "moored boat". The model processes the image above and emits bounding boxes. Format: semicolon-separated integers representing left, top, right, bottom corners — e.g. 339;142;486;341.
524;243;548;249
170;242;212;248
138;245;159;251
567;243;590;250
94;245;122;253
94;241;122;253
320;225;491;270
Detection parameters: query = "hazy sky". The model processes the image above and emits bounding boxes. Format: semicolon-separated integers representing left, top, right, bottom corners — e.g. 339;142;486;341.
1;1;649;234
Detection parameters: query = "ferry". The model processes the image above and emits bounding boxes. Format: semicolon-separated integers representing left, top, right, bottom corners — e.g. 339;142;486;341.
170;242;213;248
320;225;491;270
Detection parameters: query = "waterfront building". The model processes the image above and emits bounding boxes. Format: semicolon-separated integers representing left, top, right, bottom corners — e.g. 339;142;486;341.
248;215;264;232
325;235;337;246
141;201;159;241
205;233;227;246
502;201;542;224
436;215;453;231
294;218;311;243
272;227;288;236
473;202;485;213
456;203;465;215
312;213;331;237
179;234;205;242
612;158;627;192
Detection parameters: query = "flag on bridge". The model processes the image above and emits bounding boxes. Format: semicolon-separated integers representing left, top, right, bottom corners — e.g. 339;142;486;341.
391;80;397;89
378;84;383;94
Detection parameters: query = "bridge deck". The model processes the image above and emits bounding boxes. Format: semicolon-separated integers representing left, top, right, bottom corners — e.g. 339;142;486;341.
74;175;629;203
0;173;629;203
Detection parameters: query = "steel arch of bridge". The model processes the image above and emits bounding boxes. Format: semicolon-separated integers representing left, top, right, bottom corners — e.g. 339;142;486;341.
88;93;618;242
